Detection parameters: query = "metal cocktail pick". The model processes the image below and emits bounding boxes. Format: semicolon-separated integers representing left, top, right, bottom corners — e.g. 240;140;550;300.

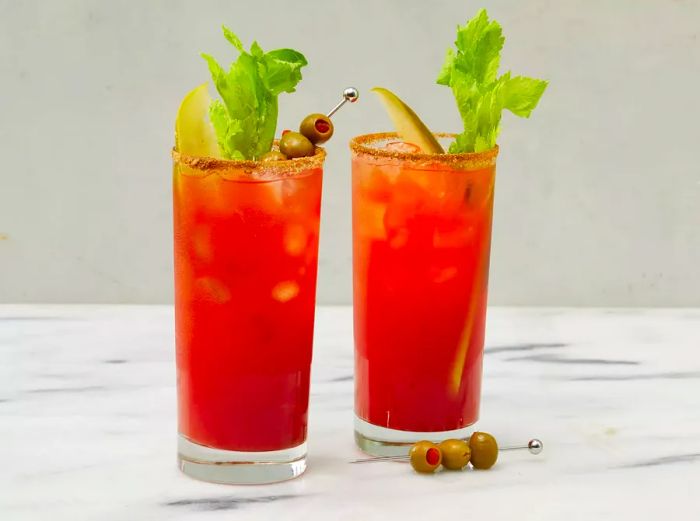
349;438;544;464
327;87;360;118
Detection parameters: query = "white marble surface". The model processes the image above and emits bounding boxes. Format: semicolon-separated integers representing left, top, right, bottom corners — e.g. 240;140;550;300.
2;305;699;520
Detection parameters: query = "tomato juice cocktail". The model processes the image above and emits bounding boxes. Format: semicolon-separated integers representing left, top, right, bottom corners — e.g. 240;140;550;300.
351;134;498;453
173;149;324;478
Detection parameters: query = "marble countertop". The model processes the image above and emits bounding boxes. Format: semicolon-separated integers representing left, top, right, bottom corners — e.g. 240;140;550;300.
2;305;699;520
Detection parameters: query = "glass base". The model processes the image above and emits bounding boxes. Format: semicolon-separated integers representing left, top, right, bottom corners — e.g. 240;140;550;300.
177;434;307;485
354;415;474;457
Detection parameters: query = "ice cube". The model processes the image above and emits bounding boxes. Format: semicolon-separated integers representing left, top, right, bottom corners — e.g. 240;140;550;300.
284;223;308;256
263;177;297;207
433;225;475;249
272;281;300;303
196;277;231;303
356;200;387;240
200;175;233;216
385;141;421;153
192;225;213;262
388;227;409;249
433;266;458;283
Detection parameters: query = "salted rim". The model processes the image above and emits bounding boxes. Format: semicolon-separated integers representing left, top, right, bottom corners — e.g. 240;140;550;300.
349;132;499;167
172;144;326;180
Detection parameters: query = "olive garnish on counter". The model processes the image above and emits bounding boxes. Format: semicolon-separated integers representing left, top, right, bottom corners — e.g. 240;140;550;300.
350;433;543;475
409;440;442;474
469;431;499;470
438;438;471;470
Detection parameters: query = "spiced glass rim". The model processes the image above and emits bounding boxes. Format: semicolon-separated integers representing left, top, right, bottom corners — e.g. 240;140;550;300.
349;132;498;169
172;143;326;181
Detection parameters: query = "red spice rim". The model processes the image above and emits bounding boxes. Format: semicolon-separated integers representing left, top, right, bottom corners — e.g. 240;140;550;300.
172;143;326;180
349;132;499;167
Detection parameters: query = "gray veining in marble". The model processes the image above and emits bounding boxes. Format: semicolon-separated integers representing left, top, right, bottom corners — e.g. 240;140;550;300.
2;305;699;520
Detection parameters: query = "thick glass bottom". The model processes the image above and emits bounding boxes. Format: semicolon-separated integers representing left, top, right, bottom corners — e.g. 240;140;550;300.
354;415;474;457
177;434;307;485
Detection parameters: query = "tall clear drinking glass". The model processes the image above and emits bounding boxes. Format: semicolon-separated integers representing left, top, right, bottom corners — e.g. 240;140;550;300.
173;148;325;483
351;133;498;456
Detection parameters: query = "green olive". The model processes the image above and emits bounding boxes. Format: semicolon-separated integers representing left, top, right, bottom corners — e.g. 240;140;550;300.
469;431;498;469
438;438;471;470
279;131;315;158
409;440;442;473
260;150;287;162
299;113;334;144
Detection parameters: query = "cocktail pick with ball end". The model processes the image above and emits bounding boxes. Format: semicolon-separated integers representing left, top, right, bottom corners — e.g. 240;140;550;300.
327;87;360;117
297;87;359;145
350;435;543;472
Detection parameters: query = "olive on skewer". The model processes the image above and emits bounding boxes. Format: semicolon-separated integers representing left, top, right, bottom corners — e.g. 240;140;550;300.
438;438;471;470
469;431;499;470
299;113;334;144
260;150;288;162
265;87;359;160
409;440;442;474
279;131;314;158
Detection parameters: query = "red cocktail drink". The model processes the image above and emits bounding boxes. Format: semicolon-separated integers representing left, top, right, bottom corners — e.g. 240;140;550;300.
351;134;498;455
173;148;324;482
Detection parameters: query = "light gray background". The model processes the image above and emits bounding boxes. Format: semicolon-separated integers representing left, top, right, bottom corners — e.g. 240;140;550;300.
1;0;698;305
